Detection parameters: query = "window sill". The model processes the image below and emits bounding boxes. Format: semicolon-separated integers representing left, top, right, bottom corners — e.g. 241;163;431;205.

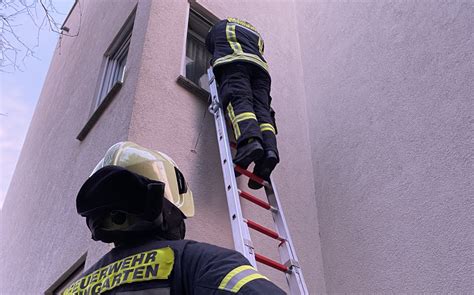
176;75;209;101
76;81;123;141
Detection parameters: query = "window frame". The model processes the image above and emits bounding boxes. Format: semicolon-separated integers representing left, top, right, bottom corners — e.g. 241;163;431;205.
77;7;137;141
177;5;218;99
44;252;87;295
95;12;134;109
184;9;213;89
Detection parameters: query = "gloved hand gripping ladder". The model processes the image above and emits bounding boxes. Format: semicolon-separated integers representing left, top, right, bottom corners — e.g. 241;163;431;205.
207;68;308;295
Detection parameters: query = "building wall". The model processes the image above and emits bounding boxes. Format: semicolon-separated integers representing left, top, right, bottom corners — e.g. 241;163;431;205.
295;1;472;293
127;0;325;292
0;0;149;293
1;0;325;293
3;0;470;294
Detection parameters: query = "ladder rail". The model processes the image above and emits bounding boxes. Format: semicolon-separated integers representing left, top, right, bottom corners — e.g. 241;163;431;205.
208;68;256;266
208;67;308;294
266;178;308;294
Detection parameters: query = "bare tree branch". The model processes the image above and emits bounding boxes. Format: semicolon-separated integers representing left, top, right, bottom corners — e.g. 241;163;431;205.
0;0;80;72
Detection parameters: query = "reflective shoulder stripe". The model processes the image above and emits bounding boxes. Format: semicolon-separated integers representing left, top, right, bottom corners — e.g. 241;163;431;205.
230;273;269;293
218;265;269;293
234;23;261;38
226;17;258;32
219;265;254;290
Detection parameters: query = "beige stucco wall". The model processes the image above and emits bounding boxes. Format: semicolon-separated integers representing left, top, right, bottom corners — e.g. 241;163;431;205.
127;0;325;292
1;0;324;293
295;1;472;293
4;0;469;294
0;0;149;292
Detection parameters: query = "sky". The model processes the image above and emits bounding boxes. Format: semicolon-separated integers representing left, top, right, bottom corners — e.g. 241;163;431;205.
0;0;75;209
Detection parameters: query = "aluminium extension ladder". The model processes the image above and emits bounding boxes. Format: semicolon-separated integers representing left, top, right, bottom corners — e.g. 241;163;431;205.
207;68;308;294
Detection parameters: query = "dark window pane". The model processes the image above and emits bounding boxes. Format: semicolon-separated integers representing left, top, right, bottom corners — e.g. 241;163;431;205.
186;11;212;90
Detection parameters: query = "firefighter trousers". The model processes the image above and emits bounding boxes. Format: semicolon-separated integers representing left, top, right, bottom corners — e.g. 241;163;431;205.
214;62;278;158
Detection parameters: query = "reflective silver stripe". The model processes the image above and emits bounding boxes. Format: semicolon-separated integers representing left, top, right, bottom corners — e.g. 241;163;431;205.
226;23;242;54
221;268;258;292
227;18;258;32
213;53;269;72
218;265;270;293
260;123;275;134
227;103;241;139
233;112;257;124
233;23;261;38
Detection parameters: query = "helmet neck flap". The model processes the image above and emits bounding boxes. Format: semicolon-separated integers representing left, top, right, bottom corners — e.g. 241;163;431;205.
86;197;186;244
77;165;187;244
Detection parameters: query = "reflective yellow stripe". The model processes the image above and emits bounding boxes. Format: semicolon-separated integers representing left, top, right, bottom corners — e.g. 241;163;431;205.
218;265;254;290
227;17;258;33
213;52;269;72
231;273;269;293
260;123;275;134
233;112;257;124
218;265;269;293
226;23;242;54
227;103;241;139
230;112;257;140
258;37;264;55
227;103;235;122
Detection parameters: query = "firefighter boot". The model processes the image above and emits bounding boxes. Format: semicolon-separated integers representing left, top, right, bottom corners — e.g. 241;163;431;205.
248;150;279;190
234;139;264;175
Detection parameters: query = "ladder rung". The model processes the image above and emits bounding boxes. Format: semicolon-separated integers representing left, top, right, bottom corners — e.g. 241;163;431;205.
239;191;271;210
255;253;290;273
234;166;265;185
246;219;285;242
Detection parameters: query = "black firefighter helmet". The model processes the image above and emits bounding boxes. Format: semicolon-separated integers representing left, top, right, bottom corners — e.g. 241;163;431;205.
76;142;194;243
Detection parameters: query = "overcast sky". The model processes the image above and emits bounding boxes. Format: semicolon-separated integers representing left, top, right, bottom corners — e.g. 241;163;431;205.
0;1;75;209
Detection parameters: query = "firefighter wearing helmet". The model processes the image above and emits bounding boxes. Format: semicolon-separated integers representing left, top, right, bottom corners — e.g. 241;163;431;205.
63;142;285;294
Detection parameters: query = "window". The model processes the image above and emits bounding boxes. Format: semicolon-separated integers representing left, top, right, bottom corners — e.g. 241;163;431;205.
95;10;135;108
77;8;136;141
185;10;212;91
44;253;87;295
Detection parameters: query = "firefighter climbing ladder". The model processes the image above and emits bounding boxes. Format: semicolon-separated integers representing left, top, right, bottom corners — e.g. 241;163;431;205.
207;68;308;294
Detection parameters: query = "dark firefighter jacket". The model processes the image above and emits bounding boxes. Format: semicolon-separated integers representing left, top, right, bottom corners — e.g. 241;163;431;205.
62;238;286;295
206;18;268;74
